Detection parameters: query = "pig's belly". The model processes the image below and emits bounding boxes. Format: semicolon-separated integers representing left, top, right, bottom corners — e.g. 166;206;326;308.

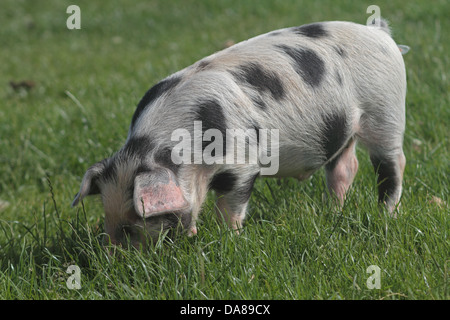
266;145;325;179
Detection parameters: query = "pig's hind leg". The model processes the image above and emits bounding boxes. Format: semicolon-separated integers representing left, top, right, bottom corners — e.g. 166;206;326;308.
369;150;406;214
357;108;406;214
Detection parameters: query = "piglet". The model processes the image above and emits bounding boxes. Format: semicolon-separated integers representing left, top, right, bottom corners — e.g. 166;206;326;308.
72;19;407;247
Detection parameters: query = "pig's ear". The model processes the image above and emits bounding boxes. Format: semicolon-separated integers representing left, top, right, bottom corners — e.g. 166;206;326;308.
133;168;189;217
71;160;106;207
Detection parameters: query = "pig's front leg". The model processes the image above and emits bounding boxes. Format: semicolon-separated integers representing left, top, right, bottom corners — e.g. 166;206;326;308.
212;170;259;232
187;225;198;236
216;195;248;232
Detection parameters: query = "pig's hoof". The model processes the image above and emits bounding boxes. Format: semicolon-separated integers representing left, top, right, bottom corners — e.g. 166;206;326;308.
187;226;197;237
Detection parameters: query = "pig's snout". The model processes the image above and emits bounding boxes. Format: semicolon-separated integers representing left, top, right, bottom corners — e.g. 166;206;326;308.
105;211;192;247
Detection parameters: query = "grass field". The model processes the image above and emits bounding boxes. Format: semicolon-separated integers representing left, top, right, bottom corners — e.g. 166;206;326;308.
0;0;448;300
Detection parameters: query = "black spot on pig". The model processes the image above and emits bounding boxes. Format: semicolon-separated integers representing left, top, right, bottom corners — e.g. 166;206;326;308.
292;23;327;38
210;170;237;194
122;136;155;160
232;62;285;103
131;76;182;129
195;99;227;152
370;156;399;203
135;163;152;175
154;146;180;174
235;173;259;204
196;100;227;133
276;45;325;87
321;113;348;161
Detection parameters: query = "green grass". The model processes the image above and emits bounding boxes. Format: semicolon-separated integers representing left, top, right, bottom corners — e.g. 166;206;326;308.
0;0;448;300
